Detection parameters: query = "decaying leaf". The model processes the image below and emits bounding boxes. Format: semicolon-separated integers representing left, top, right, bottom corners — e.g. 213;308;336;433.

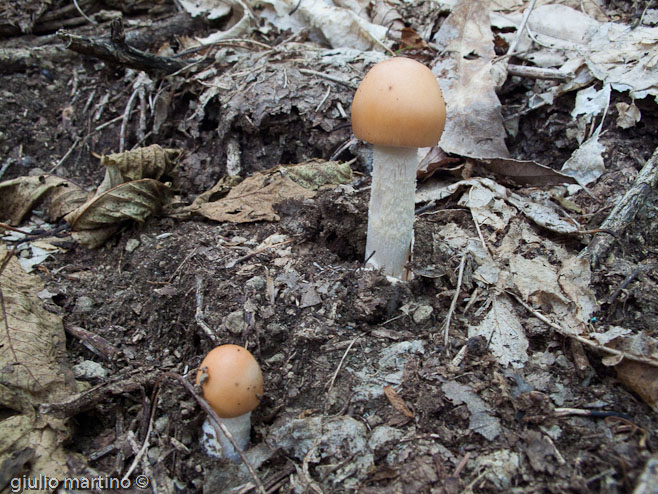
383;385;414;418
615;361;658;412
468;295;528;368
177;0;231;19
258;0;390;51
100;144;180;183
0;246;79;485
0;175;87;225
615;102;641;129
478;158;578;186
442;381;502;440
65;179;170;248
199;173;315;223
196;160;353;223
432;0;509;159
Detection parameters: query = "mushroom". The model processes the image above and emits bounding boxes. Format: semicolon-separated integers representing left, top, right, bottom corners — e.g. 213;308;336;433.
351;57;446;280
196;344;264;461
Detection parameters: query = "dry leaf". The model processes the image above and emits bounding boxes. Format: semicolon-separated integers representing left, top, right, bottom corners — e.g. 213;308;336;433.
468;295;528;368
615;102;641;129
442;381;502;440
383;385;414;418
100;144;180;183
478;158;578;186
65;179;170;248
614;361;658;412
0;246;78;485
400;27;429;50
199;173;314;223
0;175;87;225
196;160;352;223
432;0;509;159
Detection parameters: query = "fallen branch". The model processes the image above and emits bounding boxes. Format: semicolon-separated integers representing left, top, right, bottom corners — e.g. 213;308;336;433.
39;368;160;418
58;18;194;75
580;146;658;268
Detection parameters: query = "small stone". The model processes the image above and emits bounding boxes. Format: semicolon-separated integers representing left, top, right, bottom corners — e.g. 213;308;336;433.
74;296;94;313
246;276;266;291
73;360;108;380
125;239;140;253
224;310;244;334
413;305;433;324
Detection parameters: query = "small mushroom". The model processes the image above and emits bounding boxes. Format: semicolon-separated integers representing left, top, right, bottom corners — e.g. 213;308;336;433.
352;57;446;280
196;344;264;461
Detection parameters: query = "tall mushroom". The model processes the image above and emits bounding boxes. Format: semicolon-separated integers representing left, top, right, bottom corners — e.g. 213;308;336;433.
196;344;264;461
351;57;446;280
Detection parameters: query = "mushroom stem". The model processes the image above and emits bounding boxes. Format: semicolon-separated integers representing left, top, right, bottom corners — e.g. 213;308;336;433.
365;145;418;280
201;412;252;461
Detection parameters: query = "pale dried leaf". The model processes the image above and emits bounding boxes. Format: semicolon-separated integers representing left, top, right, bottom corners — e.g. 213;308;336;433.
0;246;76;483
458;182;516;231
558;257;597;323
197;161;352;223
100;144;181;183
584;23;658;100
258;0;390;51
383;385;414;418
0;175;87;225
507;193;580;234
432;0;509;159
177;0;231;19
199;173;315;223
65;179;170;248
560;131;606;187
572;84;611;123
468;295;528;368
478;158;578;186
0;247;71;399
442;381;502;440
615;102;641;129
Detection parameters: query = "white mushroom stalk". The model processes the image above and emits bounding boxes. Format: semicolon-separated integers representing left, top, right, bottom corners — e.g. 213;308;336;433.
351;57;446;280
365;146;418;280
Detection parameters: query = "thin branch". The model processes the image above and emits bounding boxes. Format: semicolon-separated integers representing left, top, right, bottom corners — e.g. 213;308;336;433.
443;252;467;351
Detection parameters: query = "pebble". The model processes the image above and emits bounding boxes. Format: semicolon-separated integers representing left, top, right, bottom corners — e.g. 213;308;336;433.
413;305;433;324
224;310;244;334
73;360;108;380
125;239;140;253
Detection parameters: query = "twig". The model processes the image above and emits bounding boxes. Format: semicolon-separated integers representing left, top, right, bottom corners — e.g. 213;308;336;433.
195;275;219;344
507;291;658;369
162;372;267;494
40;369;161;418
65;324;121;360
298;69;358;89
443;252;467;351
580;146;658;268
50;137;81;172
226;239;296;269
507;0;538;56
72;0;97;25
326;336;360;394
123;387;159;481
507;64;573;81
58;18;191;75
0;158;12;180
607;268;640;306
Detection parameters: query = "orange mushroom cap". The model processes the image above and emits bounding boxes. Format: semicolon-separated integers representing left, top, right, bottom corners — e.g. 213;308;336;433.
196;344;264;419
351;57;446;148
